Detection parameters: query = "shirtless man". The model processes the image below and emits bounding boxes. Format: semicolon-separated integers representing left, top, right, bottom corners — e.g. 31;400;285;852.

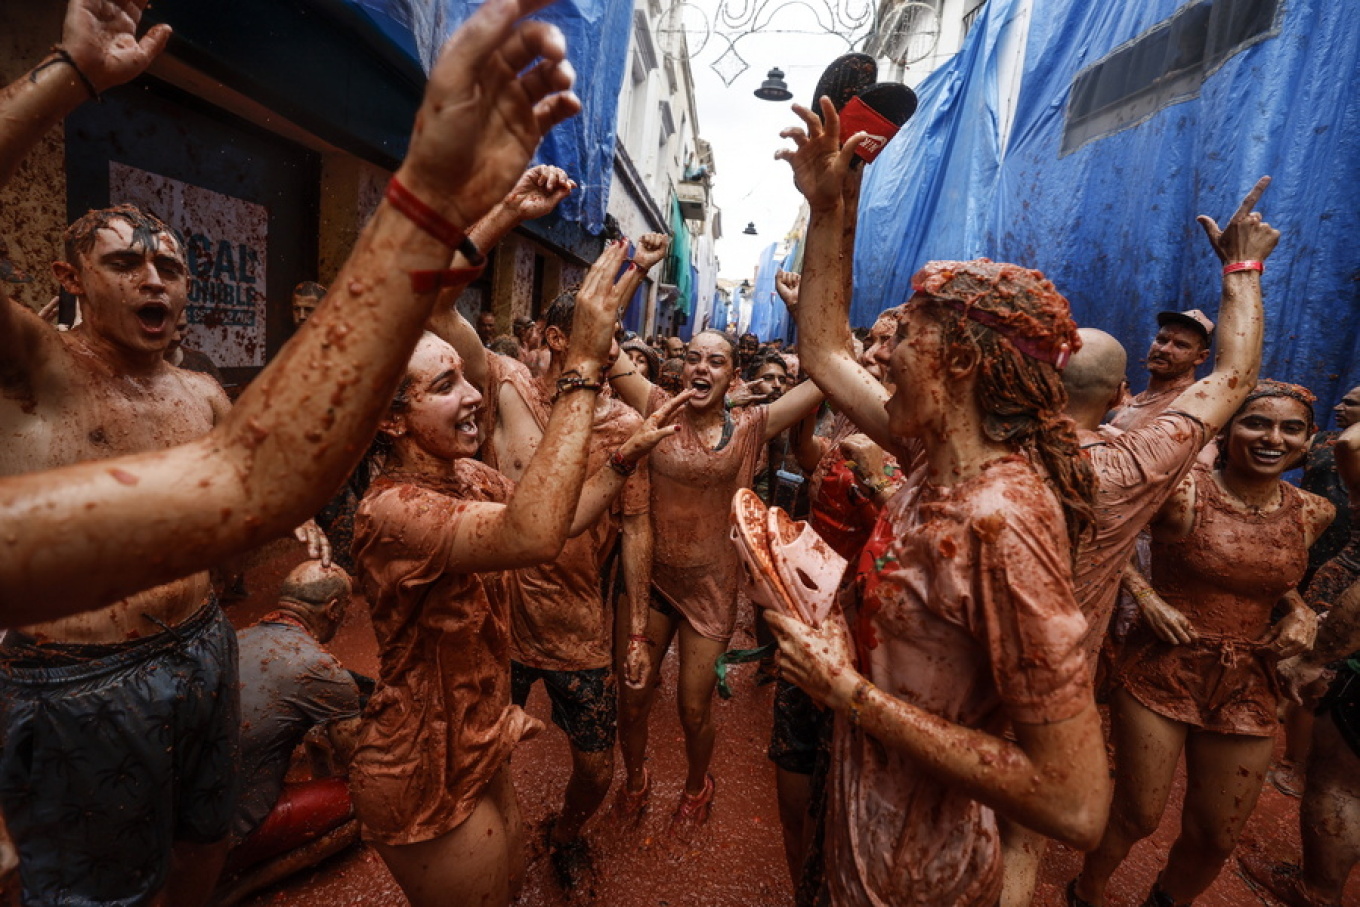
0;0;581;901
998;177;1278;906
1108;307;1215;432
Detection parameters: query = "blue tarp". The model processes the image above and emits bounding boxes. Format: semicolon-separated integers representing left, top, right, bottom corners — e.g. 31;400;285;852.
710;290;730;331
855;0;1360;419
747;242;784;343
348;0;632;233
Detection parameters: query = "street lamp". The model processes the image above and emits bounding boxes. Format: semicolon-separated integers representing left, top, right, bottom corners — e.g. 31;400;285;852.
754;68;792;101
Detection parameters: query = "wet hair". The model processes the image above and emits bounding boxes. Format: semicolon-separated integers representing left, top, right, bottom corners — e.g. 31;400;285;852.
362;349;422;468
489;335;521;358
658;356;685;393
913;259;1096;553
622;337;661;382
543;288;579;335
744;348;790;382
1216;379;1318;469
293;280;326;300
63;204;183;268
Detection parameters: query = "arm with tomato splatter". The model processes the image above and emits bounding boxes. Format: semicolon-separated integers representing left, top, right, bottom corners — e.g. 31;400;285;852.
766;610;1109;850
428;164;577;393
0;0;582;624
776;100;900;458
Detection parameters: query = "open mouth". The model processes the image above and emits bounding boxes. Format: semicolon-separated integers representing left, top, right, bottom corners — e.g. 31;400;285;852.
690;378;712;396
135;303;171;332
456;418;479;440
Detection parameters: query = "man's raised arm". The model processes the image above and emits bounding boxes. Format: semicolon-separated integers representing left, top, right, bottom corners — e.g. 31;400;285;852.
1169;176;1278;432
428;164;576;392
0;0;581;625
0;0;170;189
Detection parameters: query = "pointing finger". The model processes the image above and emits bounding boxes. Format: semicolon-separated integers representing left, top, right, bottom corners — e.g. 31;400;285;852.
1230;175;1271;223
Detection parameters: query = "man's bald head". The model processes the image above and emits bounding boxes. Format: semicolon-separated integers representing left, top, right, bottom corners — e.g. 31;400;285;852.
1063;328;1128;414
278;561;352;641
279;560;351;606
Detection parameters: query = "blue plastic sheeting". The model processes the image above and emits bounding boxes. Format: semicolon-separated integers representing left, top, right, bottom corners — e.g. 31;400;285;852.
346;0;633;234
710;290;731;331
854;0;1360;418
622;283;646;334
747;243;787;343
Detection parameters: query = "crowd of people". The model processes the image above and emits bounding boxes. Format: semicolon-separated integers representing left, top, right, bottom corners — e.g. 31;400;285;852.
0;2;1358;907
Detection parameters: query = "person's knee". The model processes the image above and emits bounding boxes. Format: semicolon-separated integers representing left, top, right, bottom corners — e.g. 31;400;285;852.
570;748;614;793
1112;797;1162;842
1179;815;1240;863
677;700;712;735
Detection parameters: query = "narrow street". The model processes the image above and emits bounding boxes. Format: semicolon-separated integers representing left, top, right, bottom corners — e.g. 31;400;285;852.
229;545;1360;907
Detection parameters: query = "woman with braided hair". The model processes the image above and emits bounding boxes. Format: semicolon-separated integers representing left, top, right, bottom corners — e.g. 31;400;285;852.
768;98;1109;906
1073;380;1334;907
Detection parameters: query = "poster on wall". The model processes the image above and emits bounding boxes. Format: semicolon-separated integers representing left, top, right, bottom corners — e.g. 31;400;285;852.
110;162;268;367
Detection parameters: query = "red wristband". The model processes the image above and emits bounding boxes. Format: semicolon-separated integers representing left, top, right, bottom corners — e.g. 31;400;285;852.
629;634;655;646
409;265;485;294
386;177;486;266
1222;260;1265;276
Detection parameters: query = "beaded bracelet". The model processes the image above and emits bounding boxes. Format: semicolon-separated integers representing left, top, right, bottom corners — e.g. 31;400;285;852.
554;372;603;399
385;177;486;266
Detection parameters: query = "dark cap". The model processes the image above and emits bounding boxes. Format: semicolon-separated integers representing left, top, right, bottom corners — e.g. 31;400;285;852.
0;238;33;284
1156;308;1214;343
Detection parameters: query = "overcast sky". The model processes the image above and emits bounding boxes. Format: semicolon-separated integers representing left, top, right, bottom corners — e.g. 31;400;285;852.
681;0;875;282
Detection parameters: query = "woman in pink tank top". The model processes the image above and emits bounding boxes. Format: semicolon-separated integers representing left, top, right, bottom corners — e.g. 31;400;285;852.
1075;381;1335;906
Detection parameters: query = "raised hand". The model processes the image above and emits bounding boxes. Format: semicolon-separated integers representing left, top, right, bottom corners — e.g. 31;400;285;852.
396;0;582;231
775;270;801;311
292;520;333;568
617;390;693;462
61;0;172;95
632;233;670;272
1197;175;1279;265
503;164;575;221
775;98;865;212
726;383;771;409
565;241;631;371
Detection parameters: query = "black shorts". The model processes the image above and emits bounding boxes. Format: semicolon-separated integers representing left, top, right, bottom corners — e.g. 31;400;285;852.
510;662;616;753
648;584;683;621
0;602;240;906
768;679;828;775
